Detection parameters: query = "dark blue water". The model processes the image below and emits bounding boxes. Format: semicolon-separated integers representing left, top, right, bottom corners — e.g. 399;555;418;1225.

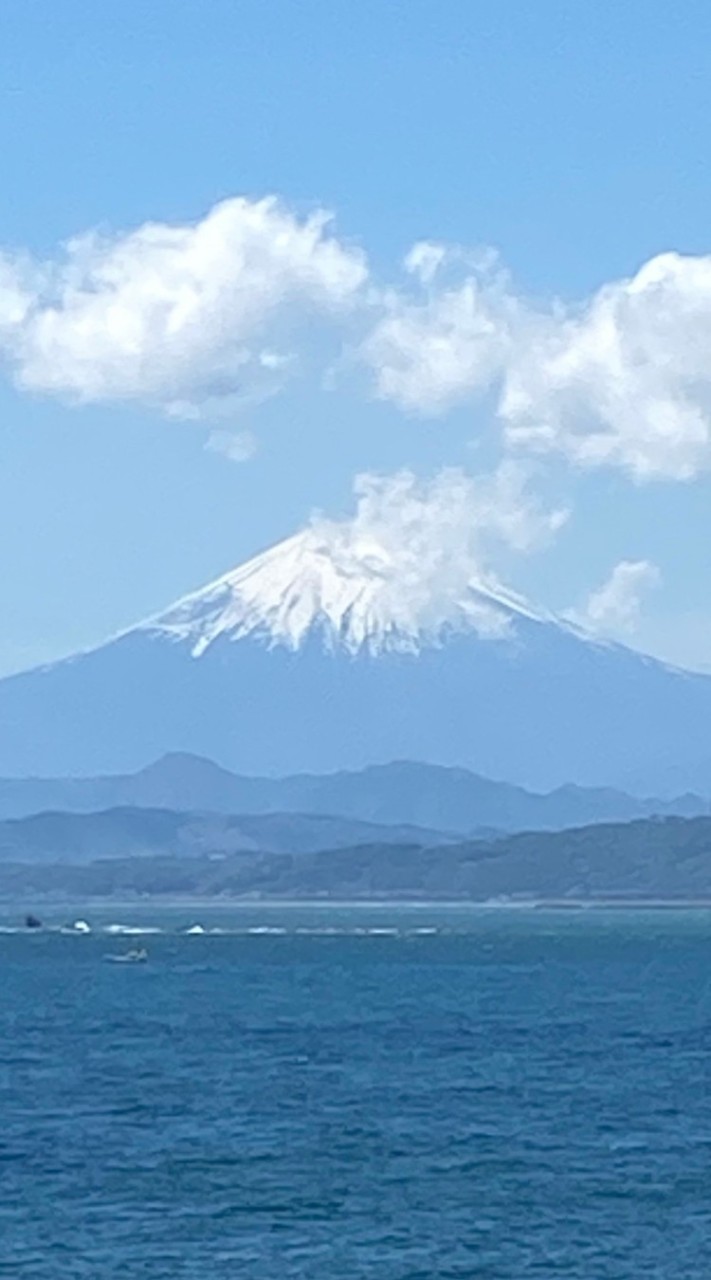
2;904;711;1278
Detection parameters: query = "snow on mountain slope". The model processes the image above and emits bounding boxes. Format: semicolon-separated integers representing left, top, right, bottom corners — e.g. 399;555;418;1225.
138;528;550;657
0;526;710;792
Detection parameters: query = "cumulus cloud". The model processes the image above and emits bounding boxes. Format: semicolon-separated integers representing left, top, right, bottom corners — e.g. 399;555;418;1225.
305;462;568;640
4;196;711;484
362;245;517;414
0;196;367;419
501;253;711;480
363;245;711;481
569;559;661;636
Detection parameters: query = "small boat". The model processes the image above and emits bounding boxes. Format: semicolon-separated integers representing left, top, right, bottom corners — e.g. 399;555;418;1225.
105;948;148;965
24;914;43;930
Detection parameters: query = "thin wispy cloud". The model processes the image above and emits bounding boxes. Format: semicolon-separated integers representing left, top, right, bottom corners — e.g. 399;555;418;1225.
568;559;661;637
306;461;568;640
205;429;258;464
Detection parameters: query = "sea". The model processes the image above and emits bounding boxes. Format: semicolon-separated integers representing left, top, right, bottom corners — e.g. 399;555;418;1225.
2;903;711;1279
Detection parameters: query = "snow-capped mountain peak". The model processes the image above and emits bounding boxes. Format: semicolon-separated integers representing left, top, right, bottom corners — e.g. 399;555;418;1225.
3;515;709;793
140;527;546;657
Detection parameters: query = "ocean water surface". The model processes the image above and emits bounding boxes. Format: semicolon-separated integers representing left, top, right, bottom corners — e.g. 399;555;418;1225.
1;903;711;1278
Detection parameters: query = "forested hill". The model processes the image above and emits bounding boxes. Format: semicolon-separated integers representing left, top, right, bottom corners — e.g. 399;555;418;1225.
4;813;711;902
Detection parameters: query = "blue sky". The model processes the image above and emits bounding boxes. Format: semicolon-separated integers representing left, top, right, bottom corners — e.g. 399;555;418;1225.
2;0;711;674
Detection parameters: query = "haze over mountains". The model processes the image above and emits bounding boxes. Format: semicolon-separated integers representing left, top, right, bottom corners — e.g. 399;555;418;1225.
0;805;451;865
1;754;710;904
0;753;706;830
1;529;711;793
4;814;711;904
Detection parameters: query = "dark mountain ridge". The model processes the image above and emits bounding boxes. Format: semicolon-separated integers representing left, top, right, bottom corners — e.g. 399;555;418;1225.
4;814;711;903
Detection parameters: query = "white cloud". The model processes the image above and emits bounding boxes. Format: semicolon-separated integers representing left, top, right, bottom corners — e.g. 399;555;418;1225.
0;196;367;419
0;255;36;332
501;253;711;480
362;248;516;415
403;241;448;285
307;462;567;640
363;245;711;481
205;428;257;464
569;559;661;636
5;197;711;484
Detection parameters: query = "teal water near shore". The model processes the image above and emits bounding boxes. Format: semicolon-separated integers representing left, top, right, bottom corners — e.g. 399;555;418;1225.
2;905;711;1277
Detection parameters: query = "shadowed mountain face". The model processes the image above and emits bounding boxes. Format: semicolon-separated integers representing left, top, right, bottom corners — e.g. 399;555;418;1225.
2;528;711;793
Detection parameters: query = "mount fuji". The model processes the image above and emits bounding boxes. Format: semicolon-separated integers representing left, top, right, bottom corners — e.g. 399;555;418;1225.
2;527;711;792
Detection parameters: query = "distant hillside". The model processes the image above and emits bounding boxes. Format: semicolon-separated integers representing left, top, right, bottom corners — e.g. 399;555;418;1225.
0;806;452;865
5;814;711;901
0;753;706;832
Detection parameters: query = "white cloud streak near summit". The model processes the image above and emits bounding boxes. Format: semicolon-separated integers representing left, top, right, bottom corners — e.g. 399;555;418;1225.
569;560;661;637
306;461;568;637
149;462;569;656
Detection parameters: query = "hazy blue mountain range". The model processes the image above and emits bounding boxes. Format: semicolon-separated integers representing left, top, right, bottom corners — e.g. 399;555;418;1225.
2;532;711;793
0;753;705;831
5;816;711;903
0;806;452;866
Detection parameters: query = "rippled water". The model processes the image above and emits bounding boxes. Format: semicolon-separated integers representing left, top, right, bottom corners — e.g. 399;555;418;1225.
2;904;711;1278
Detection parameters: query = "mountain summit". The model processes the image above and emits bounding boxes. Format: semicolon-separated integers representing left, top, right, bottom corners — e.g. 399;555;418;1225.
0;529;710;792
139;527;544;658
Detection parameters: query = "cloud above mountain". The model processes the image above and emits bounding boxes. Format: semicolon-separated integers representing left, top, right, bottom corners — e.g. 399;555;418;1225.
306;461;568;642
365;245;711;482
0;196;367;419
311;459;567;581
1;195;710;487
500;254;711;481
364;244;711;481
362;245;517;413
148;462;568;656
